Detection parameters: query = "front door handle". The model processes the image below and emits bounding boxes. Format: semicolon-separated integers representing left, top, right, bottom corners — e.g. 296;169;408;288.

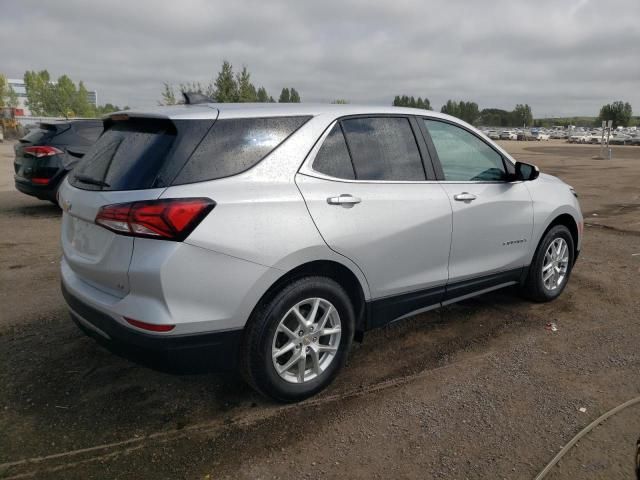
327;194;362;206
453;192;477;202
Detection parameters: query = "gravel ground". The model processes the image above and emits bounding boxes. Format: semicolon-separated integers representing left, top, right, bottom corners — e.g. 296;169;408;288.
0;139;639;479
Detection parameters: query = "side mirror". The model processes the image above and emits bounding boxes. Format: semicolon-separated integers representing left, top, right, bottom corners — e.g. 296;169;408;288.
515;161;540;181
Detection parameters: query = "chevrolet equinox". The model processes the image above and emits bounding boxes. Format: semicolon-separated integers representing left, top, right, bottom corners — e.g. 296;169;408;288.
59;100;583;402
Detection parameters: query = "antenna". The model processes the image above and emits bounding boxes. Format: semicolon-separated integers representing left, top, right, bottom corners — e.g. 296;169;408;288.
182;91;214;105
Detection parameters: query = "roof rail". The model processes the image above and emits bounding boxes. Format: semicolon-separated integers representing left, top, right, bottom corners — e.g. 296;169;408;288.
182;91;214;105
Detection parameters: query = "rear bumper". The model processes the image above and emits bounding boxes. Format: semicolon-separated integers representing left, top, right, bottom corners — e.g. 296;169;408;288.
62;281;243;372
14;171;65;201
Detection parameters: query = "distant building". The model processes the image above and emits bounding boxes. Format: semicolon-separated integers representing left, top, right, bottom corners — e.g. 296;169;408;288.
8;78;29;115
86;90;98;107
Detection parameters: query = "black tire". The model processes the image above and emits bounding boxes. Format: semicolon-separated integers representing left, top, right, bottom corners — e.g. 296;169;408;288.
521;224;575;302
240;276;355;402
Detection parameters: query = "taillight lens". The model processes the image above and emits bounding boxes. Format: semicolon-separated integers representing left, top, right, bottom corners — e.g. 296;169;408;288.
23;146;63;158
95;198;215;241
31;177;51;185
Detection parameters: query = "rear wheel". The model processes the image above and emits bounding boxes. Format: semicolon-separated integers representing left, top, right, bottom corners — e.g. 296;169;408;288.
240;276;354;402
522;225;574;302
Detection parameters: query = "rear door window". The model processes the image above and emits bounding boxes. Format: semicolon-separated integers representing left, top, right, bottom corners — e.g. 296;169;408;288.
340;117;425;181
312;124;355;180
173;116;310;184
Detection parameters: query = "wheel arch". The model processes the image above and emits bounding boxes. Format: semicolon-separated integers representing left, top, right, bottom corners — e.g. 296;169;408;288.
535;213;580;263
248;260;368;340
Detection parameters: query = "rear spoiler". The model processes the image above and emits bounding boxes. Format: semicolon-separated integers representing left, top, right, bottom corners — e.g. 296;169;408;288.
39;122;71;133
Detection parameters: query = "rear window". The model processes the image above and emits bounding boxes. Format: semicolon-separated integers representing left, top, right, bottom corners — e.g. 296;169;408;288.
73;122;104;143
173;116;311;184
20;123;63;144
20;128;49;144
70;119;177;191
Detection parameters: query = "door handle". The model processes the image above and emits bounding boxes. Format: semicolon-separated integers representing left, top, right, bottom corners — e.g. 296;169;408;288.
327;194;362;206
453;192;477;202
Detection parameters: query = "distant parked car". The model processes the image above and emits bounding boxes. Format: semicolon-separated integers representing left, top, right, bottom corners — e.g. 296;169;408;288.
568;133;587;144
487;130;500;140
586;133;604;144
499;130;517;140
532;131;550;141
609;134;632;145
14;120;103;204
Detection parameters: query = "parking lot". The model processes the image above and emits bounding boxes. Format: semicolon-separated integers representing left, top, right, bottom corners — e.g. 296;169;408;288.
1;139;639;479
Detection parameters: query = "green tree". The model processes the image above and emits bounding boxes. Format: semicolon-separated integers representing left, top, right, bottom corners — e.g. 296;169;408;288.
289;88;301;103
256;86;270;103
392;95;430;109
0;74;6;107
214;60;238;102
8;85;18;108
74;81;95;117
279;87;290;103
24;70;54;116
236;66;257;102
160;82;178;105
598;101;632;128
0;75;18;108
96;103;122;115
440;99;459;117
477;108;511;127
440;100;480;124
513;104;533;127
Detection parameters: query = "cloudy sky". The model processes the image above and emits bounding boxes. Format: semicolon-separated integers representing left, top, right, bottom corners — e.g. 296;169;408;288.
2;0;639;117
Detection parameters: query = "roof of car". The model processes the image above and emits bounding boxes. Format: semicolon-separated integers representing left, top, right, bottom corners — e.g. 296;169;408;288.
111;103;459;122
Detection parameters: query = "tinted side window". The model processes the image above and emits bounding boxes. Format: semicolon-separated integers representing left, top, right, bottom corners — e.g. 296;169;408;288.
174;116;310;184
341;117;425;181
312;124;355;179
424;120;506;181
71;119;176;191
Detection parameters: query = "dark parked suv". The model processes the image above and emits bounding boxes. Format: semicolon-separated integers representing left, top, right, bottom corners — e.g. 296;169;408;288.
14;120;103;204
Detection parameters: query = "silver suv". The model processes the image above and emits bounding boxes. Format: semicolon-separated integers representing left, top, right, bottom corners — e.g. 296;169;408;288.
59;102;582;402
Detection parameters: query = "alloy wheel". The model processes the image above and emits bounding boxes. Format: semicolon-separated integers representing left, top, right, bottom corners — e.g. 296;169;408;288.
542;237;570;291
271;297;342;384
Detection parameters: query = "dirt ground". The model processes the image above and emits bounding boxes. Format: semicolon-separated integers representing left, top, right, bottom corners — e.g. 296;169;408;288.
1;139;639;480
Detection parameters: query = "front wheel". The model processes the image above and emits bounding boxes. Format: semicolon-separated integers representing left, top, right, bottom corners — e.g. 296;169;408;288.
240;276;355;402
521;225;575;302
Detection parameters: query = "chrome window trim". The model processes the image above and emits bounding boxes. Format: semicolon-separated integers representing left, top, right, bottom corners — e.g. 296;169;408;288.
298;117;520;185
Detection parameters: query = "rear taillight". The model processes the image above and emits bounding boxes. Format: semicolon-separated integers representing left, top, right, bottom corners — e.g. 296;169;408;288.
31;177;51;185
95;198;215;241
23;146;63;158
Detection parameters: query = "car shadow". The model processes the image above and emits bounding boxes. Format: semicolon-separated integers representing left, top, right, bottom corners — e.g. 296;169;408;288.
0;286;538;464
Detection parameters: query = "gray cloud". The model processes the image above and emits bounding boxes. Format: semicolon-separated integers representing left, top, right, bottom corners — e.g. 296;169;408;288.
2;0;638;116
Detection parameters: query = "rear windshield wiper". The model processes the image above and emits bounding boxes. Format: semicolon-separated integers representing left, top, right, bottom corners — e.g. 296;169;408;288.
74;174;110;188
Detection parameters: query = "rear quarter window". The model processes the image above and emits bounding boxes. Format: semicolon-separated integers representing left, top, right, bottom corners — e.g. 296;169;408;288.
173;116;311;184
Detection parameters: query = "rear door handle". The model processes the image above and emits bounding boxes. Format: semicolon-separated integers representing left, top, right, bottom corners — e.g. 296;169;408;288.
453;192;477;202
327;194;362;206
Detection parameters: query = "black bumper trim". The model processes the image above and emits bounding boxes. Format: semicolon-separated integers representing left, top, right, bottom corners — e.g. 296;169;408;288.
62;281;243;372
